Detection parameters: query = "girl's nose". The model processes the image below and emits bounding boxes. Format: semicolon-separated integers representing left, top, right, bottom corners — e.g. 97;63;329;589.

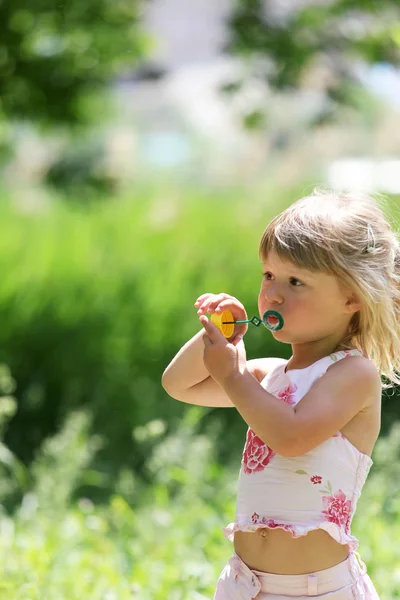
264;285;284;304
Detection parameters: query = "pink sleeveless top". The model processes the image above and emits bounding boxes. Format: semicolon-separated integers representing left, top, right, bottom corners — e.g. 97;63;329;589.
223;350;374;552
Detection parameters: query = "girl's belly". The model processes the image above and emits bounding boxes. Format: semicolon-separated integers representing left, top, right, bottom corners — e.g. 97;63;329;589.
234;528;350;575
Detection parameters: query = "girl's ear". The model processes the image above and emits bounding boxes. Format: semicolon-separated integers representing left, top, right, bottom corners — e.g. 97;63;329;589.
345;290;362;314
338;279;362;314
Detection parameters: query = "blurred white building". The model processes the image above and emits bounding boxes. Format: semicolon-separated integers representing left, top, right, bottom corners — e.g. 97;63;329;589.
110;0;400;190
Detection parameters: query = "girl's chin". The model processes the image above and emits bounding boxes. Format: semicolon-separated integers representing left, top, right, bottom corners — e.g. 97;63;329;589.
269;328;298;343
269;329;288;339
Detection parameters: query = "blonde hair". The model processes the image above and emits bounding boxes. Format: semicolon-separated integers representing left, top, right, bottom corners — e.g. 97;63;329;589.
259;189;400;389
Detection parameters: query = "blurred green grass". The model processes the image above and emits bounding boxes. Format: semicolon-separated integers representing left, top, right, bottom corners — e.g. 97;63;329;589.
0;181;302;491
0;401;399;599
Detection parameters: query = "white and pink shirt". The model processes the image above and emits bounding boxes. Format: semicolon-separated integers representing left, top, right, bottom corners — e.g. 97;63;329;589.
223;350;374;552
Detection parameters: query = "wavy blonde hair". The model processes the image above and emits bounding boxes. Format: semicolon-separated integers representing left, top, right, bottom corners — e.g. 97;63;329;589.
259;189;400;389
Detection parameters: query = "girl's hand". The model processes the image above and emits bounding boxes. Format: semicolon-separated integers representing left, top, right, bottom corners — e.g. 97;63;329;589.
194;292;248;344
199;315;247;385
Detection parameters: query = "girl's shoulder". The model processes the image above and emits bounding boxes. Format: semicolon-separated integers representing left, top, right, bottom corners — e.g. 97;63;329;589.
326;351;380;379
323;353;382;412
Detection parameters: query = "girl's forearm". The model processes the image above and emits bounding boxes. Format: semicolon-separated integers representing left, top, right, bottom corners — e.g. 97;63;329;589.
162;329;210;393
221;369;296;456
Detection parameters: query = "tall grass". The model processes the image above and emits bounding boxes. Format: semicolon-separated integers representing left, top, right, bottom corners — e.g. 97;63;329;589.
0;384;400;598
0;181;306;493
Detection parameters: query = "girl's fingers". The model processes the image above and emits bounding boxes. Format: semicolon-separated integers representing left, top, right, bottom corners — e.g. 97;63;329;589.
214;299;246;316
199;315;226;343
197;294;224;314
206;296;234;313
197;300;213;315
195;294;246;320
195;293;232;307
231;334;244;346
195;298;211;310
194;293;213;305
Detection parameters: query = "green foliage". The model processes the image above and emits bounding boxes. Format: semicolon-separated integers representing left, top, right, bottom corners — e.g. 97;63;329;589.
0;182;294;499
45;134;118;199
0;0;147;127
226;0;400;125
0;380;399;597
0;364;29;507
350;422;400;597
2;0;400;138
0;394;236;599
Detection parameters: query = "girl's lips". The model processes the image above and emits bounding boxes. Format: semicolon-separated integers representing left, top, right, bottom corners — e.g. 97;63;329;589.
264;311;285;331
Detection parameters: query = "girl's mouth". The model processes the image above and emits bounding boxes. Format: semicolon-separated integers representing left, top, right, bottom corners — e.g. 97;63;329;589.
262;310;284;331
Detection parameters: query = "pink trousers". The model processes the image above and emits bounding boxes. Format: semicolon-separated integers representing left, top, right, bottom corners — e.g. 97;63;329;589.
213;550;380;599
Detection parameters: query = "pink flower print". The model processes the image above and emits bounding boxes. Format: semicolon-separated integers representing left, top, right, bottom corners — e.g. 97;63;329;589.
343;349;364;357
260;519;294;533
310;475;322;485
330;349;363;363
321;489;352;527
277;383;298;406
251;514;296;533
333;431;347;440
242;429;276;474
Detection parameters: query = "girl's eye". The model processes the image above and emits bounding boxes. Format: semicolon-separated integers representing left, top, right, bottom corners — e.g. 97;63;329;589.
290;278;303;287
262;273;303;287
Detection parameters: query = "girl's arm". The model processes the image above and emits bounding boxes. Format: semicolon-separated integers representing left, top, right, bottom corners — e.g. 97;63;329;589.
162;329;211;396
199;316;380;456
162;329;271;407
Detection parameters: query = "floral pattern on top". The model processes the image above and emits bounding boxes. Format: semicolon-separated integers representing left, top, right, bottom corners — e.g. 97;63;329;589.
242;429;276;474
277;382;298;406
242;381;299;474
330;349;363;361
251;512;296;533
295;469;352;532
310;475;322;485
322;489;352;531
333;431;348;440
250;471;353;536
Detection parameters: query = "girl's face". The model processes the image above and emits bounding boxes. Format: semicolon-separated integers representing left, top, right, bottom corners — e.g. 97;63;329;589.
258;250;360;346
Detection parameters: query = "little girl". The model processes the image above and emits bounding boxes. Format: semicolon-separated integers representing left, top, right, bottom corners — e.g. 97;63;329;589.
162;190;400;599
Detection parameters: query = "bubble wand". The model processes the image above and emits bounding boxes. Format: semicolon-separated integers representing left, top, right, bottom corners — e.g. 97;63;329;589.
209;309;284;337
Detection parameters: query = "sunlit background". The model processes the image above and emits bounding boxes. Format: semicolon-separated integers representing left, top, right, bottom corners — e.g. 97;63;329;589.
0;1;399;598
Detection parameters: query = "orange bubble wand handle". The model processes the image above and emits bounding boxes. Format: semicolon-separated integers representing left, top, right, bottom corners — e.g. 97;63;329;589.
209;309;236;337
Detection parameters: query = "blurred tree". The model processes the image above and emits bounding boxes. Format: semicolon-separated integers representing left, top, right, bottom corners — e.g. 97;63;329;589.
225;0;400;126
0;0;147;128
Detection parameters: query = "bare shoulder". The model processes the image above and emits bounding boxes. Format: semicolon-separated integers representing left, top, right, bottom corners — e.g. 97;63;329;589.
247;356;287;383
325;355;382;456
291;355;382;457
326;355;382;409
